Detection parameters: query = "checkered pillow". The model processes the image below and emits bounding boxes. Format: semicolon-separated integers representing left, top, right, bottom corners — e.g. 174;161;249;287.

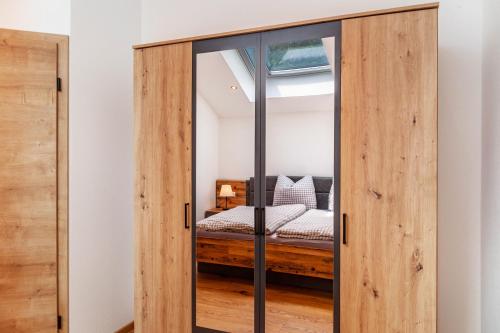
273;175;317;210
328;184;334;211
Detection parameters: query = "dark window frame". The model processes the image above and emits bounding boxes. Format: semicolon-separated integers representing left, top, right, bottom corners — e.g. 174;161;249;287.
237;41;332;78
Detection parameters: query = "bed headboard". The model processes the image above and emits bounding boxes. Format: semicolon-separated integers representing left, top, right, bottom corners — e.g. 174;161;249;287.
245;176;332;210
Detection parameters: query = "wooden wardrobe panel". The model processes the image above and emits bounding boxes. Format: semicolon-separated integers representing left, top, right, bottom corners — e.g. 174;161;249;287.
340;9;437;333
134;42;193;333
0;35;58;331
55;35;69;333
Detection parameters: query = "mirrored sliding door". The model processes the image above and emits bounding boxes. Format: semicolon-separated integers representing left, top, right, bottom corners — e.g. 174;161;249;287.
193;35;260;333
261;23;341;333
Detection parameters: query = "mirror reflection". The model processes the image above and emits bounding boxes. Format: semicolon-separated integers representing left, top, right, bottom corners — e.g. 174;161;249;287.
264;37;335;333
195;48;255;333
195;36;335;333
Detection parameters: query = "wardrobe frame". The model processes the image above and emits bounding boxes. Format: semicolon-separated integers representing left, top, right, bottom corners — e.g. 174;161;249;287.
191;21;341;333
134;3;438;333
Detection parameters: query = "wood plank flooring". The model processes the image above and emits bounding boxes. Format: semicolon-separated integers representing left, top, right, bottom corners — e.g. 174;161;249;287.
115;322;134;333
196;273;333;333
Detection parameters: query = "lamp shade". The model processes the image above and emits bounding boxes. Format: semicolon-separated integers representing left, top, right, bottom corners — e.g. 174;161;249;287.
219;184;235;197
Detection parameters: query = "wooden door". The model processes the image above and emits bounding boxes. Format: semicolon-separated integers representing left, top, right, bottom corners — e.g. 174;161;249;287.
340;9;437;333
0;33;59;331
134;42;193;332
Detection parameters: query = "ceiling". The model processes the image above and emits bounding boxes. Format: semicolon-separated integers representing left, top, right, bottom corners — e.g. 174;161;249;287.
196;50;335;118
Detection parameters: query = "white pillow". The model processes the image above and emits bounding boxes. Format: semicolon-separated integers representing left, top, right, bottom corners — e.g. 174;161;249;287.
273;175;317;210
328;184;334;211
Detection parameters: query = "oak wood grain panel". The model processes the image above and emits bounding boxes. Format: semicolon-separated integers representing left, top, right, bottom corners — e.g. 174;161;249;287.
133;3;438;49
0;28;69;333
197;237;333;279
134;42;193;333
215;179;247;209
0;33;58;332
340;9;437;333
55;35;69;333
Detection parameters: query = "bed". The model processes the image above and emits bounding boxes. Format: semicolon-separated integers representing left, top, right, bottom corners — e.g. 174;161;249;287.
196;176;334;280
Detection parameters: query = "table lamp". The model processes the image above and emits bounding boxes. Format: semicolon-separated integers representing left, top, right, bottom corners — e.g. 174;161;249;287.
219;184;235;210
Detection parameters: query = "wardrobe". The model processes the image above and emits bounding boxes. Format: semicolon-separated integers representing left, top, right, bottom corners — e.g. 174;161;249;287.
134;3;437;333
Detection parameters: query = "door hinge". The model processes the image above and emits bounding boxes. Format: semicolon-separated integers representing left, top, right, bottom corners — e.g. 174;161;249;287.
57;315;62;329
57;77;62;92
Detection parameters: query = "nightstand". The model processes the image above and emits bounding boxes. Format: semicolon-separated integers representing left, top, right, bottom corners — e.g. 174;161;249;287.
204;207;223;218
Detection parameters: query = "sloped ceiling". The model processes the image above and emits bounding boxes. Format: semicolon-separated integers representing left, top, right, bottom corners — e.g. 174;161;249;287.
196;51;335;118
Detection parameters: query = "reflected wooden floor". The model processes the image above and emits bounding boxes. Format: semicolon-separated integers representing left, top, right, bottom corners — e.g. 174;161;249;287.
196;272;334;333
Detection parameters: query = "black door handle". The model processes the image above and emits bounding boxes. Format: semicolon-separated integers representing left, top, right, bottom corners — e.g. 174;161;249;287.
342;213;347;245
254;207;265;236
254;207;260;235
184;203;190;229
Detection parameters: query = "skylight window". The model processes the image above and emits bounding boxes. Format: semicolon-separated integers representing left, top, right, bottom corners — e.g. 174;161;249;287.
240;39;331;77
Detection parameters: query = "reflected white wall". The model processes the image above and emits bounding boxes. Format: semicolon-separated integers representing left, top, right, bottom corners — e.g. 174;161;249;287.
196;94;220;220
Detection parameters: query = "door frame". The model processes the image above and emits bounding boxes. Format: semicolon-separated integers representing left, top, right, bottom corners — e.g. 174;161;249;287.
192;33;261;333
0;28;69;332
259;21;341;333
191;20;341;333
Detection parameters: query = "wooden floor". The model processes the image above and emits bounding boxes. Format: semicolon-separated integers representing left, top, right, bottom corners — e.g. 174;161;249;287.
196;272;334;333
115;321;134;333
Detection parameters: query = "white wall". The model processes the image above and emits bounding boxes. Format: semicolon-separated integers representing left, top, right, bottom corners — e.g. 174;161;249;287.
196;94;219;220
70;0;140;332
217;111;334;179
438;1;482;332
141;1;483;332
0;0;70;34
141;0;426;44
482;1;500;332
266;110;334;177
217;116;255;180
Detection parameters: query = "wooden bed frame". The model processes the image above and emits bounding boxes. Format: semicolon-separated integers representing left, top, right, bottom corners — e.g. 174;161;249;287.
197;176;334;280
196;237;333;280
